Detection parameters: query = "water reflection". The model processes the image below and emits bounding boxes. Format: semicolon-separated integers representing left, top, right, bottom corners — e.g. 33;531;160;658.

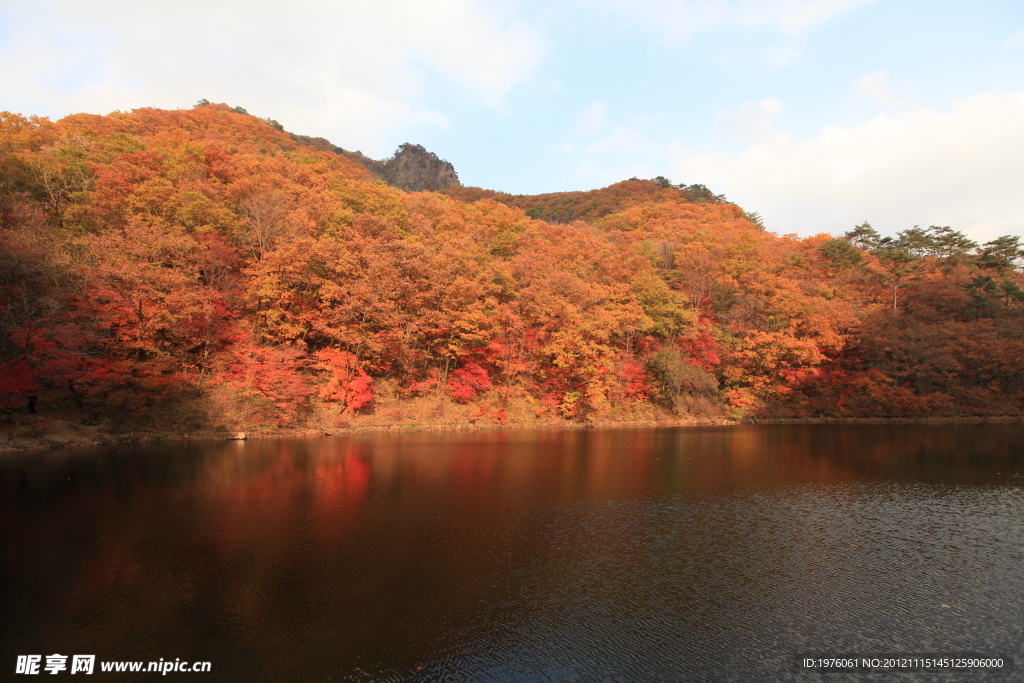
2;424;1022;681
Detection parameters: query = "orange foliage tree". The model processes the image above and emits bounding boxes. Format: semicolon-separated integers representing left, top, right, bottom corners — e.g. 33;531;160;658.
1;103;1021;429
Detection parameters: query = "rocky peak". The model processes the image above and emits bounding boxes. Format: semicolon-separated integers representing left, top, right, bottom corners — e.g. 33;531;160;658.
380;143;460;192
290;132;461;192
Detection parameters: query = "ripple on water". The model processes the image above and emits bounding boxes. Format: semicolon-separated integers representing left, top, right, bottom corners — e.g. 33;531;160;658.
1;425;1021;682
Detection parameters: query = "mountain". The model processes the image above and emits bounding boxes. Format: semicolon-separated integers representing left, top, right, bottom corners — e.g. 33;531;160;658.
290;135;459;192
379;143;460;192
0;102;1022;447
444;178;735;225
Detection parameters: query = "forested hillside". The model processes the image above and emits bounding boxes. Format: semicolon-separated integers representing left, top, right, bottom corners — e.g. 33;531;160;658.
2;103;1022;438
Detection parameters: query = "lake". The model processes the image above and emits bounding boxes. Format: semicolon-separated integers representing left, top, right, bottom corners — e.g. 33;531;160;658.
2;424;1022;681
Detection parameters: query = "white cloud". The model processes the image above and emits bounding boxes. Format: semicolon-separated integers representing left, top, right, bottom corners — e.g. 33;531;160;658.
672;90;1024;243
746;0;877;34
1004;27;1024;48
854;69;914;108
759;43;802;68
570;157;600;181
568;156;657;186
571;101;608;137
577;0;877;41
562;105;676;159
582;125;675;158
561;112;673;186
716;97;784;142
0;0;543;156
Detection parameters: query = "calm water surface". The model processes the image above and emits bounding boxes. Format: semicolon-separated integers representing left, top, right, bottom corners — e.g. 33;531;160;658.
2;424;1022;681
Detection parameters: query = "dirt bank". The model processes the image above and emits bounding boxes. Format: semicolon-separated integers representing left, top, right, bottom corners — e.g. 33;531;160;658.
3;413;1020;455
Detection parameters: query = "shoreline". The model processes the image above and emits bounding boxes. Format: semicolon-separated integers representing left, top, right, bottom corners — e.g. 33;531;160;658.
2;413;1022;455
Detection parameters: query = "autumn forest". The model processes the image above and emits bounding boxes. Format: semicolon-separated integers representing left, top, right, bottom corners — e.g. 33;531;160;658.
2;103;1022;439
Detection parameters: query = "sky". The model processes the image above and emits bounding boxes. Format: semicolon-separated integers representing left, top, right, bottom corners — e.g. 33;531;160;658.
2;0;1024;243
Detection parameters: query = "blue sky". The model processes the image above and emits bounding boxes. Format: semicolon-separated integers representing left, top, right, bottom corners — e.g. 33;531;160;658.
2;0;1024;242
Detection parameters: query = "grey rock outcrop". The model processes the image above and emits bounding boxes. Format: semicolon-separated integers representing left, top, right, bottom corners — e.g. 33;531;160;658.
290;133;460;192
380;143;460;192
